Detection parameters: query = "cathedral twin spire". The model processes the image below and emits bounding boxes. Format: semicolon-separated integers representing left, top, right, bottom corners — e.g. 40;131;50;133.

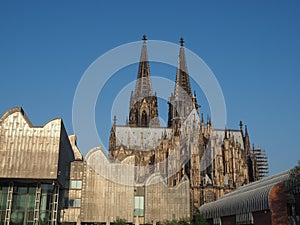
129;35;197;129
174;37;192;98
134;35;192;102
134;35;153;99
128;35;158;127
168;37;198;130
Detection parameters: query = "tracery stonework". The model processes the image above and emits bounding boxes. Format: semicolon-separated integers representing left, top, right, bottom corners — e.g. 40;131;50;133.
109;36;259;212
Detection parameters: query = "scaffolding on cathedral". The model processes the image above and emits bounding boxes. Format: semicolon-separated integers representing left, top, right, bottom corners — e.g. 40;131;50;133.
252;146;269;179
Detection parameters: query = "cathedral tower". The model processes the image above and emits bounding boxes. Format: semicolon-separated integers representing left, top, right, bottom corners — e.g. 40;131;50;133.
168;38;199;134
128;35;159;127
108;36;259;210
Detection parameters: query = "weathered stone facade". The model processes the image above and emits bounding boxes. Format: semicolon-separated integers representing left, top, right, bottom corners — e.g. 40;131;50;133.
109;36;259;214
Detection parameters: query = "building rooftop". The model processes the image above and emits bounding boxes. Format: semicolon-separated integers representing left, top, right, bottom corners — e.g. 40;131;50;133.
199;170;290;218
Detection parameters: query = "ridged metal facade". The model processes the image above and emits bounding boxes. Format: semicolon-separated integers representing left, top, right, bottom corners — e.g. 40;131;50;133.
0;107;76;225
199;171;289;218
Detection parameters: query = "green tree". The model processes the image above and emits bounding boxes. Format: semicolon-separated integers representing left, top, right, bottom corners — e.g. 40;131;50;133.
178;217;190;225
161;219;178;225
114;217;127;225
191;207;207;225
153;212;206;225
286;161;300;194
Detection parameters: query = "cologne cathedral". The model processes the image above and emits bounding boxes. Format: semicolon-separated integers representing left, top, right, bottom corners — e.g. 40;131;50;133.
109;35;259;209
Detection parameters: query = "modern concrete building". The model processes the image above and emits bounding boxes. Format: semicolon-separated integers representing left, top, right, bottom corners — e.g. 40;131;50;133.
0;107;75;225
0;107;190;225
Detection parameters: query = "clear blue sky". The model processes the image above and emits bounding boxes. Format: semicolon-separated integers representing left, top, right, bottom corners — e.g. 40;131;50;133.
0;1;299;175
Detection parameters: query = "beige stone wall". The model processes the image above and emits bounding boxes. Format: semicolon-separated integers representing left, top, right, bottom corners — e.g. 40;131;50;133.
80;147;135;223
0;107;74;182
144;174;190;223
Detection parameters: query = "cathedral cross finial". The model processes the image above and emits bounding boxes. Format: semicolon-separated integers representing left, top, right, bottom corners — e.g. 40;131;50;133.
142;35;147;42
180;37;184;46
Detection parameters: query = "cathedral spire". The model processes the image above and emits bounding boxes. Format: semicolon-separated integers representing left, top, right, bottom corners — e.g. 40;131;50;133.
129;35;159;127
174;37;192;98
135;35;152;98
167;38;196;131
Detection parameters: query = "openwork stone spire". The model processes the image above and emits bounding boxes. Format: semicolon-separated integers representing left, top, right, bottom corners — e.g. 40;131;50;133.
174;37;192;98
135;35;153;98
128;35;159;127
168;38;195;131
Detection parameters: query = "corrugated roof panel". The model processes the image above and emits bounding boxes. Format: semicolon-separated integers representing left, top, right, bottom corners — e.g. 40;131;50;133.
199;171;289;218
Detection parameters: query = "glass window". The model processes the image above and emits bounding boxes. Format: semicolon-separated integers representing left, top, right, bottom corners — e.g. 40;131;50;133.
68;199;81;208
27;194;35;211
12;194;27;210
0;187;8;211
28;187;36;194
10;211;25;224
74;199;81;207
0;184;55;225
69;180;82;189
134;196;144;216
0;211;6;224
41;184;54;194
10;185;37;225
18;187;28;194
40;194;50;212
39;211;50;224
142;111;147;126
0;186;8;224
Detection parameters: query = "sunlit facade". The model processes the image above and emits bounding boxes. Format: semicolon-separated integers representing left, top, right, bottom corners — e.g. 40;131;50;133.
0;107;190;225
0;107;75;225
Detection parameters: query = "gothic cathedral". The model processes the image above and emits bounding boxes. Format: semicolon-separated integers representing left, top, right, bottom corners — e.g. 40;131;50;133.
109;36;258;209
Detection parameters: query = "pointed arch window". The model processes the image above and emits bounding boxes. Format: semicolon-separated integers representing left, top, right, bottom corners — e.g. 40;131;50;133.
141;110;147;126
135;110;139;124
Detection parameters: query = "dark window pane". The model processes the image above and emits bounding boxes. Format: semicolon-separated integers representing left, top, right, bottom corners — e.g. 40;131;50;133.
27;211;34;221
0;192;7;211
10;210;25;225
41;184;53;193
18;187;28;194
27;195;35;210
28;187;36;194
39;211;50;224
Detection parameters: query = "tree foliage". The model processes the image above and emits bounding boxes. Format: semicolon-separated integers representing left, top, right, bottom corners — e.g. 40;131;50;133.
157;208;207;225
191;207;207;225
102;209;207;225
114;217;127;225
286;161;300;194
